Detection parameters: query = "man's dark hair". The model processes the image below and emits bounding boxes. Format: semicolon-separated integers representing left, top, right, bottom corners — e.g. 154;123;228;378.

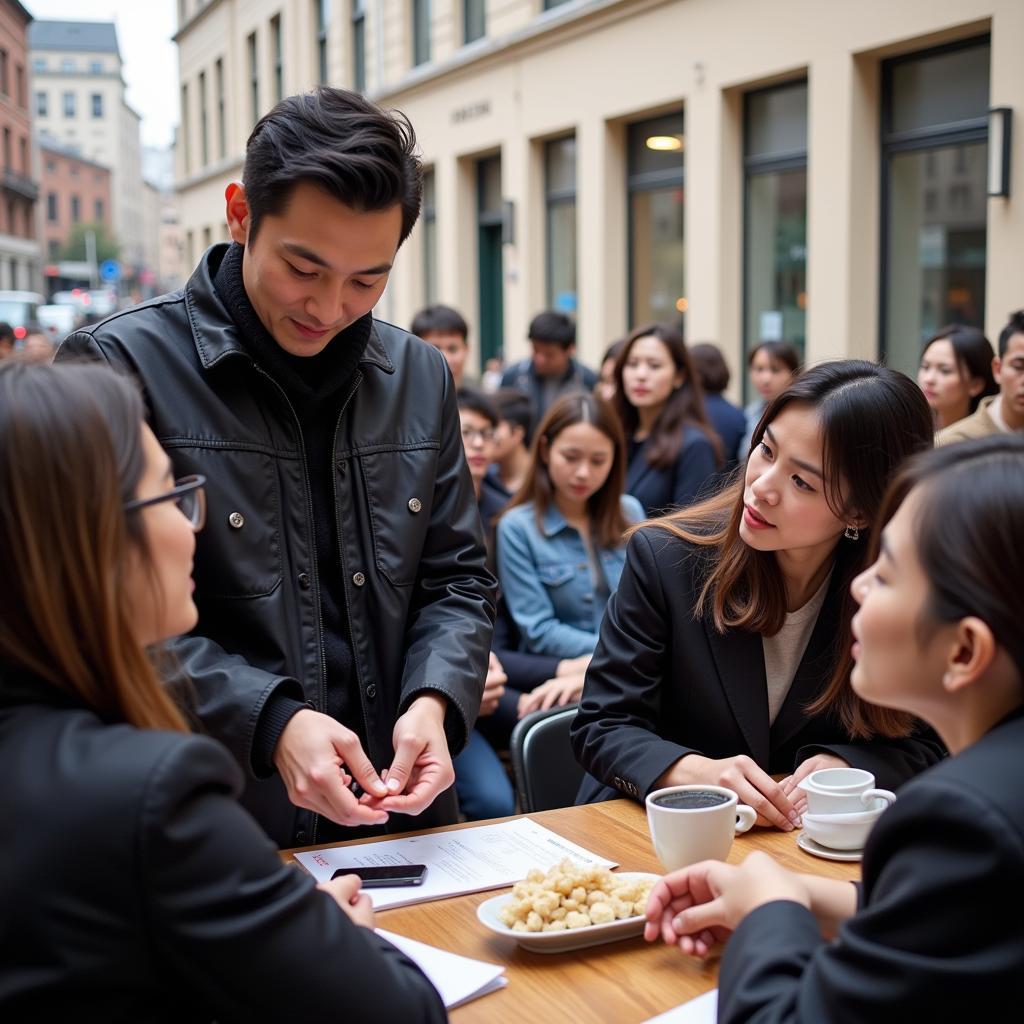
411;305;468;342
491;387;535;446
243;86;423;245
997;309;1024;357
528;311;575;349
0;322;14;343
456;387;498;428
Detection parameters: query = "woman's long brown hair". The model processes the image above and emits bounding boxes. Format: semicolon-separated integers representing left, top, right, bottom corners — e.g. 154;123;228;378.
639;360;934;739
0;361;188;732
504;392;630;549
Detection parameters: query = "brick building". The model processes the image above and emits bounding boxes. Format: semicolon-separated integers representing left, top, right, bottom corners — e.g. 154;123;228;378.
38;136;111;262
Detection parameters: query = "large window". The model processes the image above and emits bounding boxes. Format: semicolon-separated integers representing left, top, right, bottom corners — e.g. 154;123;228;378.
352;1;366;91
463;0;485;44
628;111;685;331
180;83;191;174
743;81;808;366
63;91;76;118
248;32;259;124
271;15;283;104
199;70;208;166
215;58;226;159
315;0;329;83
545;135;577;314
881;38;990;377
36;91;47;117
91;92;103;118
422;168;438;304
477;154;504;363
412;0;431;67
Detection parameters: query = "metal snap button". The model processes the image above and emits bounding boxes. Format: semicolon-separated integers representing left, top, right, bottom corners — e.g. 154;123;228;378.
408;497;422;513
228;511;245;529
352;571;366;587
297;572;311;590
365;683;376;699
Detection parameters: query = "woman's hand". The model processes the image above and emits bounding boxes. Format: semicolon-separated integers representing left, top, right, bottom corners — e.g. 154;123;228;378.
644;852;810;957
779;753;850;816
517;674;585;717
656;754;802;831
318;874;376;929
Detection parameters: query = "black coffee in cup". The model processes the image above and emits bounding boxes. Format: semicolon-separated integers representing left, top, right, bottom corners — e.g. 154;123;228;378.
651;790;730;810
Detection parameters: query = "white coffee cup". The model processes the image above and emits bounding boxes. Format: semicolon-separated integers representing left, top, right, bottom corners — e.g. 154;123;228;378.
646;785;757;872
797;767;896;816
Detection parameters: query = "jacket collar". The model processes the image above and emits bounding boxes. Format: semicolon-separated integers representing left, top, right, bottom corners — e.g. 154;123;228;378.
183;244;395;375
539;502;572;538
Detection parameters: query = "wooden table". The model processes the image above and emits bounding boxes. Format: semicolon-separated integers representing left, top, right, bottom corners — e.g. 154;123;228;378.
284;800;859;1023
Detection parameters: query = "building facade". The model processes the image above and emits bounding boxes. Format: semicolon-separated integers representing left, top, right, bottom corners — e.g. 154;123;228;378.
39;138;111;263
0;0;40;293
174;0;1024;389
29;20;145;285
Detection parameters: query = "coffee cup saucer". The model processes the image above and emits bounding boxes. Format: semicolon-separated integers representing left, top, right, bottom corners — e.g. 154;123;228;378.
797;832;863;862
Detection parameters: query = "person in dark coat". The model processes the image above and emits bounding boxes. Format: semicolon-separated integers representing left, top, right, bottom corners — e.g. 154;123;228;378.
613;324;720;517
58;88;495;850
644;436;1024;1024
572;361;944;829
0;361;445;1023
689;342;747;468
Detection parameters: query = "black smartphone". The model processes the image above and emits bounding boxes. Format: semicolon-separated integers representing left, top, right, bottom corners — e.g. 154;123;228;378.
330;864;428;888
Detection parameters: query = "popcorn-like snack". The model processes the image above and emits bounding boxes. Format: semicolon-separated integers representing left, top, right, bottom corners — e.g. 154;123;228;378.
497;860;655;933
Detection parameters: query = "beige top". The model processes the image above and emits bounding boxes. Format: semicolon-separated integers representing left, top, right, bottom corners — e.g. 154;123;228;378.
935;395;1008;446
763;572;831;724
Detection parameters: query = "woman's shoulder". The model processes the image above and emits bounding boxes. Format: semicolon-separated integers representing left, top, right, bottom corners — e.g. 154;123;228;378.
626;521;713;577
498;501;536;531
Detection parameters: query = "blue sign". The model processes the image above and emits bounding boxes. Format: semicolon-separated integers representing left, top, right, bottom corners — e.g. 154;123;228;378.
99;259;121;283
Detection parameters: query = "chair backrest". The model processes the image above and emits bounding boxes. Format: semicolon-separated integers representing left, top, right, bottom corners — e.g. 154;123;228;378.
509;704;583;814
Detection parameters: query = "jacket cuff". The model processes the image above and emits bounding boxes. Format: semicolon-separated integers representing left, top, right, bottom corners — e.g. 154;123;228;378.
252;693;309;778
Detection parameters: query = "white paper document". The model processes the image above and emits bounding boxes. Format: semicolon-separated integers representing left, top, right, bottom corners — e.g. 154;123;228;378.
294;816;618;909
644;988;718;1023
378;929;507;1010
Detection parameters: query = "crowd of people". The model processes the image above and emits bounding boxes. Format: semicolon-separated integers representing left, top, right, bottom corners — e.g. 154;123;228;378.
1;85;1022;1021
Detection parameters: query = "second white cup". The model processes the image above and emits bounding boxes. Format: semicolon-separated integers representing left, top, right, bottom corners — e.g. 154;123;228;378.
797;767;896;815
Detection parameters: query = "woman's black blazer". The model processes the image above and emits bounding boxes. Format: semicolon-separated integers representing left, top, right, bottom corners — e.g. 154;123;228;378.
626;426;719;518
571;527;944;804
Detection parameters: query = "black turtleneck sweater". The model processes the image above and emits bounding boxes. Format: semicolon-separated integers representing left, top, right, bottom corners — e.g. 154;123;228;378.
214;243;371;776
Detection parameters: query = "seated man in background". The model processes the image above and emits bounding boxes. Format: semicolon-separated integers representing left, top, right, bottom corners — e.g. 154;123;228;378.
488;387;535;499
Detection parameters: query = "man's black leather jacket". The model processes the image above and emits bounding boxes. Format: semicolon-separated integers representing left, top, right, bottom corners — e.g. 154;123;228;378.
59;245;496;847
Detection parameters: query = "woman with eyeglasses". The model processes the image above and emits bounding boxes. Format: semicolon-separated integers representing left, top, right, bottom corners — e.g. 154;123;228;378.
495;393;643;712
644;436;1024;1021
0;362;445;1022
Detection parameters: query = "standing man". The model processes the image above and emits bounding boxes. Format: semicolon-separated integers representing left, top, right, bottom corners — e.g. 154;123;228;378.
58;88;495;849
500;311;598;420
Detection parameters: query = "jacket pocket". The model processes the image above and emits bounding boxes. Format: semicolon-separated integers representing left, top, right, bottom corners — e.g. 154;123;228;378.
359;442;440;587
170;445;283;599
537;563;576;589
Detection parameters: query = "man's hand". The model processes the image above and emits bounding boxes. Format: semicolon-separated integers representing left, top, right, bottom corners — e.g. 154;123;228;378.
273;709;389;827
480;652;507;717
318;874;375;929
517;673;585;717
367;694;455;816
644;852;810;957
779;753;849;816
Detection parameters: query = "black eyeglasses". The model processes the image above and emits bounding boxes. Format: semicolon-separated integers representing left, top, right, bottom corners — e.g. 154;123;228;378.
124;474;206;530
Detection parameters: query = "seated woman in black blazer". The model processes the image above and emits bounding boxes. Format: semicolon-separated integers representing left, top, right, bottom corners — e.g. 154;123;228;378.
614;323;721;517
572;360;943;830
0;362;444;1022
645;435;1024;1021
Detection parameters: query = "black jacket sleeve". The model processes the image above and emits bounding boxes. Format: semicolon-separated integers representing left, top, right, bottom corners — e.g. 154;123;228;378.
571;530;702;798
142;736;447;1023
718;779;1024;1023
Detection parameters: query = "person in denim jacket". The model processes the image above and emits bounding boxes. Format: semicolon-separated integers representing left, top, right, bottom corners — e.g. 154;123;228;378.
496;393;644;674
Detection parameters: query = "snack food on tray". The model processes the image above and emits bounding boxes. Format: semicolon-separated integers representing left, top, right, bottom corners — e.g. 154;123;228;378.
497;859;655;933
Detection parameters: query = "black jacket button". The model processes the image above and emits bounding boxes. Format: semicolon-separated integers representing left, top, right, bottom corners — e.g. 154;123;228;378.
298;572;311;590
294;829;308;846
366;684;376;699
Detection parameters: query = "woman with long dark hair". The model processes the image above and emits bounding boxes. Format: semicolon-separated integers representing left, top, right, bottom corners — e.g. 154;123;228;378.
0;362;444;1021
614;324;720;517
572;361;944;828
917;323;998;430
644;435;1024;1020
496;393;643;678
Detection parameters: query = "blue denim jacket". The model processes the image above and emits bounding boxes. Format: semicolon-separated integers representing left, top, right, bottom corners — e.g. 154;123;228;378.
495;495;645;658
